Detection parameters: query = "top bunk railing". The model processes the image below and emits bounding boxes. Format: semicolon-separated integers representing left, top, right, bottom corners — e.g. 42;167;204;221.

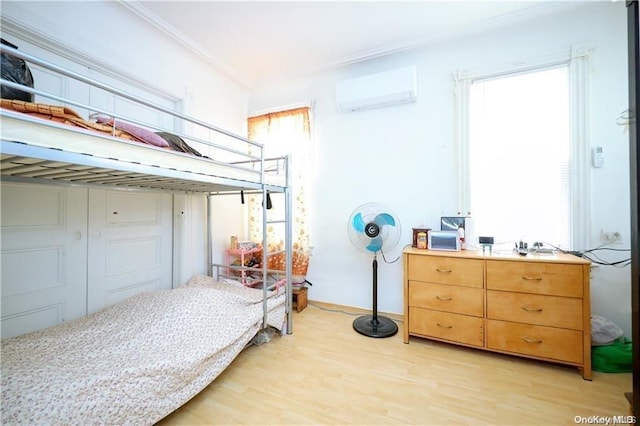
0;43;287;187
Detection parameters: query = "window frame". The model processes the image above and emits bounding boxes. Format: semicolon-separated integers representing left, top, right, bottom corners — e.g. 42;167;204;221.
453;44;592;250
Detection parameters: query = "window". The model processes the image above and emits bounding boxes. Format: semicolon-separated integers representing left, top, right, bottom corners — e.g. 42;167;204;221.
470;66;570;247
455;46;591;250
247;107;312;279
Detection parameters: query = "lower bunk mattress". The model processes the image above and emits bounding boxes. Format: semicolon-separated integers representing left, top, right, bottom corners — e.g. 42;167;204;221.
1;275;286;424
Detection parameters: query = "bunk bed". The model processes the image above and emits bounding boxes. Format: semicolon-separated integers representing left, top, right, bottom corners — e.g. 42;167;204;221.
0;43;293;423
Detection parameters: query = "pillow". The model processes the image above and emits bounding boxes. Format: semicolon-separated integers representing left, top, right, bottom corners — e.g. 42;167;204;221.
94;116;170;148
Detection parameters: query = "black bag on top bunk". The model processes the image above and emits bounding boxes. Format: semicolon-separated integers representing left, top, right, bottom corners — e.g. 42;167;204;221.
156;131;204;157
1;39;34;102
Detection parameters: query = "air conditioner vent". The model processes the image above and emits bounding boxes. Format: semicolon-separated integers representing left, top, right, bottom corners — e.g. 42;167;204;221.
335;66;417;112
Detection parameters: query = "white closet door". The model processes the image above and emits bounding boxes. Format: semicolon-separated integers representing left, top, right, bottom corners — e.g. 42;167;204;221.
0;183;88;338
87;189;173;313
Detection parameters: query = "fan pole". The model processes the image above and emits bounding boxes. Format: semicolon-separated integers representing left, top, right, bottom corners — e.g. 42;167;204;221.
352;253;398;338
372;254;378;325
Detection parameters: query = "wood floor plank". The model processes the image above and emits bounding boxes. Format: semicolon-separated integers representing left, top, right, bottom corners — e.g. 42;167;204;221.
158;302;633;425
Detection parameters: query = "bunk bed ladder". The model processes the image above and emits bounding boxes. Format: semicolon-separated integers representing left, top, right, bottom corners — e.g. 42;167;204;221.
259;155;293;334
204;155;292;336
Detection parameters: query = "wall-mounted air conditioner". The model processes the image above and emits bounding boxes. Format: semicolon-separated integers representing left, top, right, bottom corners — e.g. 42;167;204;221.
335;65;417;112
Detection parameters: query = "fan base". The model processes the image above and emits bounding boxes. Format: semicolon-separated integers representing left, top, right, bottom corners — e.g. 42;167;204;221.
353;315;398;338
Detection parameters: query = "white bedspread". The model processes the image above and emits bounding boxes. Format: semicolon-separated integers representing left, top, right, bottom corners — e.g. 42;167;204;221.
1;275;285;425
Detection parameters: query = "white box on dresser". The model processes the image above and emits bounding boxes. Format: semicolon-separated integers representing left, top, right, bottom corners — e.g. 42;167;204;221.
403;247;592;380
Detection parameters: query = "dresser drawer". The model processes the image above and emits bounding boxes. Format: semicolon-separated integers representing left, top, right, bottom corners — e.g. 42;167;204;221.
408;255;483;288
409;281;483;317
486;260;583;297
409;307;484;347
487;290;583;330
486;319;583;364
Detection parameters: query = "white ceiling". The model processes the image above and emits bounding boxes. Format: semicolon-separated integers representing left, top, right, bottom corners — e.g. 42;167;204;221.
125;1;583;87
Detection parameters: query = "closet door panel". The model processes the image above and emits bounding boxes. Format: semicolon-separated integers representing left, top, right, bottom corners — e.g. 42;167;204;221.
87;189;172;313
0;183;88;338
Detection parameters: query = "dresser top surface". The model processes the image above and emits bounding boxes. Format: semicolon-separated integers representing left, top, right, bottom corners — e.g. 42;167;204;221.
403;247;590;265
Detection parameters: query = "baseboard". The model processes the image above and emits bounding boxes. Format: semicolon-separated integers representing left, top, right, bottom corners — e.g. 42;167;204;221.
307;299;403;322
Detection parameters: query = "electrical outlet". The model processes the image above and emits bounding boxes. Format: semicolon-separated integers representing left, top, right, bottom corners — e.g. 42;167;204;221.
612;232;623;244
600;229;623;244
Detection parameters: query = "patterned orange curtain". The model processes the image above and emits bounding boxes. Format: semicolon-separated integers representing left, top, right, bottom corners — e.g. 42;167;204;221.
247;107;311;281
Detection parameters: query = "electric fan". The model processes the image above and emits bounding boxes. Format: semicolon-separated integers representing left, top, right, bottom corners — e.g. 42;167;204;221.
347;202;402;338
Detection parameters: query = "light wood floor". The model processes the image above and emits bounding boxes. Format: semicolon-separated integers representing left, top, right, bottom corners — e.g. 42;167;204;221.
159;302;633;425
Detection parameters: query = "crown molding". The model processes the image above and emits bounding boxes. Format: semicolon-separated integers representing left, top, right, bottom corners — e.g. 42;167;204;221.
0;5;180;101
248;1;586;87
7;0;586;89
120;1;251;88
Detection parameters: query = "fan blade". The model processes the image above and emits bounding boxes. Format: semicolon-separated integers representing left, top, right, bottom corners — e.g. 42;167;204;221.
366;236;383;252
374;213;396;228
352;212;366;232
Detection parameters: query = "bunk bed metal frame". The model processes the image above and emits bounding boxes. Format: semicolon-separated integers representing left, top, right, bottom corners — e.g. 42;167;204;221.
0;43;294;333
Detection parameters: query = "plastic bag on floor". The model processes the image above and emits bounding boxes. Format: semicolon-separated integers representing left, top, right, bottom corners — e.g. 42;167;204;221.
591;315;624;346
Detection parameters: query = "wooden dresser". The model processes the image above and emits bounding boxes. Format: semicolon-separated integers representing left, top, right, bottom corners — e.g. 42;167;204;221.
403;247;592;380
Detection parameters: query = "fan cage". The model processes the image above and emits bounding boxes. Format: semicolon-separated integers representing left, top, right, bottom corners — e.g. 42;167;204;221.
347;202;402;254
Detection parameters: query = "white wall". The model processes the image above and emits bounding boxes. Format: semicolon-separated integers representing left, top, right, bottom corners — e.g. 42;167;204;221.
1;1;249;133
0;1;249;281
248;2;632;336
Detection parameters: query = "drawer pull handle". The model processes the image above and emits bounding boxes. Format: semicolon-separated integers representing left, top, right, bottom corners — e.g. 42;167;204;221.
521;306;543;312
436;268;452;273
436;323;453;329
522;336;543;344
436;296;452;301
522;276;543;281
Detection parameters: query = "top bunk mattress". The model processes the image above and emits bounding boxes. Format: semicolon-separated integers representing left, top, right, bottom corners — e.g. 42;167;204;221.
1;111;287;193
0;43;288;194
